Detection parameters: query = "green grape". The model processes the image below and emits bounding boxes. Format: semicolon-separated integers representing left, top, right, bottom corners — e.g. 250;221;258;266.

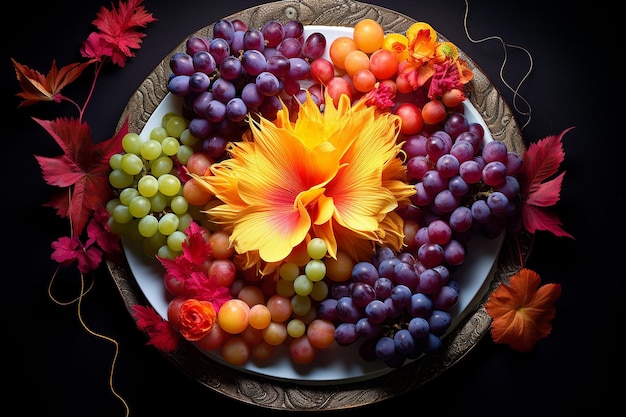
279;262;300;281
121;132;144;154
167;230;188;252
150;156;174;178
158;212;179;235
179;129;198;146
160;111;180;129
149;192;168;212
287;319;306;338
150;126;168;143
121;153;144;175
128;195;151;218
307;237;327;259
170;195;189;214
105;198;122;215
158;173;181;196
109;169;134;189
177;212;194;232
161;137;180;156
310;280;329;301
107;216;127;235
140;139;162;160
276;278;296;297
305;259;326;282
112;204;132;224
165;115;187;138
157;244;181;260
145;231;166;252
137;175;159;197
109;153;123;170
126;218;143;242
293;274;313;296
290;294;311;317
176;144;194;165
137;214;159;237
119;187;140;205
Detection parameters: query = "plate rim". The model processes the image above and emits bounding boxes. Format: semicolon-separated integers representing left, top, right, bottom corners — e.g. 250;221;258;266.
108;0;533;410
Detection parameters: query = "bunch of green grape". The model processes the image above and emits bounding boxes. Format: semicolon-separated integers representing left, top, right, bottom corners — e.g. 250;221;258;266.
106;112;200;259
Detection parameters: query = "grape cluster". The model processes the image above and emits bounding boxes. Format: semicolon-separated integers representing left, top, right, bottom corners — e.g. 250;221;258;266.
167;18;327;160
314;111;524;367
106;114;199;259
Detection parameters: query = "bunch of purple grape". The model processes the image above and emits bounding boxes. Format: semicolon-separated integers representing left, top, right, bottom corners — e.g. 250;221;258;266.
166;18;326;161
317;111;524;368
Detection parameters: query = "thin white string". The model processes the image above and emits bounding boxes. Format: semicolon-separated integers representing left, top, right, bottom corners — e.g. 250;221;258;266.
462;0;533;130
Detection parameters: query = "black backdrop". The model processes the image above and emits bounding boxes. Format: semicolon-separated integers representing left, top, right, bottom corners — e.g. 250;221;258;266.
2;0;618;415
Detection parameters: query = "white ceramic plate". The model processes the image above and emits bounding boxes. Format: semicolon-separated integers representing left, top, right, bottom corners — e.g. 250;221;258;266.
123;25;504;384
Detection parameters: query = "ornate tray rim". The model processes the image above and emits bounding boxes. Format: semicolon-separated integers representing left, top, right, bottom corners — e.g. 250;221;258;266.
108;0;533;410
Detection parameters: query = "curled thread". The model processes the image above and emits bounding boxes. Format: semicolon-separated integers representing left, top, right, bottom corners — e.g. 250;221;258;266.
462;0;533;130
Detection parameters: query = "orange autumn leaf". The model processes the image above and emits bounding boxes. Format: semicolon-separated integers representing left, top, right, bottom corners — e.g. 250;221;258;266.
485;268;562;352
11;58;95;107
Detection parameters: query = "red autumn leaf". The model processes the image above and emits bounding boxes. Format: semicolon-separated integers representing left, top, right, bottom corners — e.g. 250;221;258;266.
485;268;562;352
181;221;213;264
132;305;180;352
34;116;127;237
518;127;574;238
185;271;232;310
90;0;157;67
50;236;103;273
11;58;95;107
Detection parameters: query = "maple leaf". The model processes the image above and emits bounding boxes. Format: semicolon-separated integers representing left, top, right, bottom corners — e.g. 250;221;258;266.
12;58;95;107
50;236;103;273
485;268;562;352
132;305;180;352
90;0;157;67
34;116;127;237
518;127;574;238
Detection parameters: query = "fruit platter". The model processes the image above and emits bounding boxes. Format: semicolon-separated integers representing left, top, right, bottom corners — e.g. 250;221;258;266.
106;0;532;410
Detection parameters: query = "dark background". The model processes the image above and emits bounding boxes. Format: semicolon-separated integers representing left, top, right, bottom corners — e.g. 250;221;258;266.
2;0;619;415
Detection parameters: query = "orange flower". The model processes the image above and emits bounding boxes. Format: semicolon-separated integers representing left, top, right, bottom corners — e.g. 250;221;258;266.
485;268;562;352
178;298;217;341
195;91;415;274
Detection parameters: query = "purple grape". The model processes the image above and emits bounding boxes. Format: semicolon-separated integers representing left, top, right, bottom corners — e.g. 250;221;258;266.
255;71;281;96
394;329;415;355
334;322;358;346
373;277;393;299
317;298;338;321
261;20;285;48
449;206;473;233
351;282;376;308
231;19;247;32
506;152;523;175
189;71;210;92
192;50;216;75
241;49;267;76
258;94;282;120
209;38;230;64
302;32;326;60
496;176;521;198
455;131;481;155
417;242;444;268
443;112;469;139
448;175;469;196
482;140;508;163
167;75;191;96
277;37;303;58
187;117;212;139
425;135;449;162
202;135;228;159
356;317;381;338
482;161;507;186
240;82;263;108
428;310;452;335
403;134;429;158
375;336;396;361
352;261;379;285
335;296;360;323
266;54;290;78
422;170;447;195
471;199;491;223
219;55;242;80
436;154;460;178
213;19;235;44
231;30;245;54
443;239;465;266
407;155;430;180
427;219;452;245
243;28;265;51
205;99;226;122
211;78;236;103
459;159;482;184
287;57;310;80
330;283;352;299
408;317;430;339
418;268;442;295
450;140;475;163
170;52;195;76
391;284;412;307
283;19;304;40
225;97;247;122
487;191;509;214
468;122;485;141
432;285;459;310
408;292;433;318
186;36;210;55
433;189;460;214
364;300;388;324
394;261;418;289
